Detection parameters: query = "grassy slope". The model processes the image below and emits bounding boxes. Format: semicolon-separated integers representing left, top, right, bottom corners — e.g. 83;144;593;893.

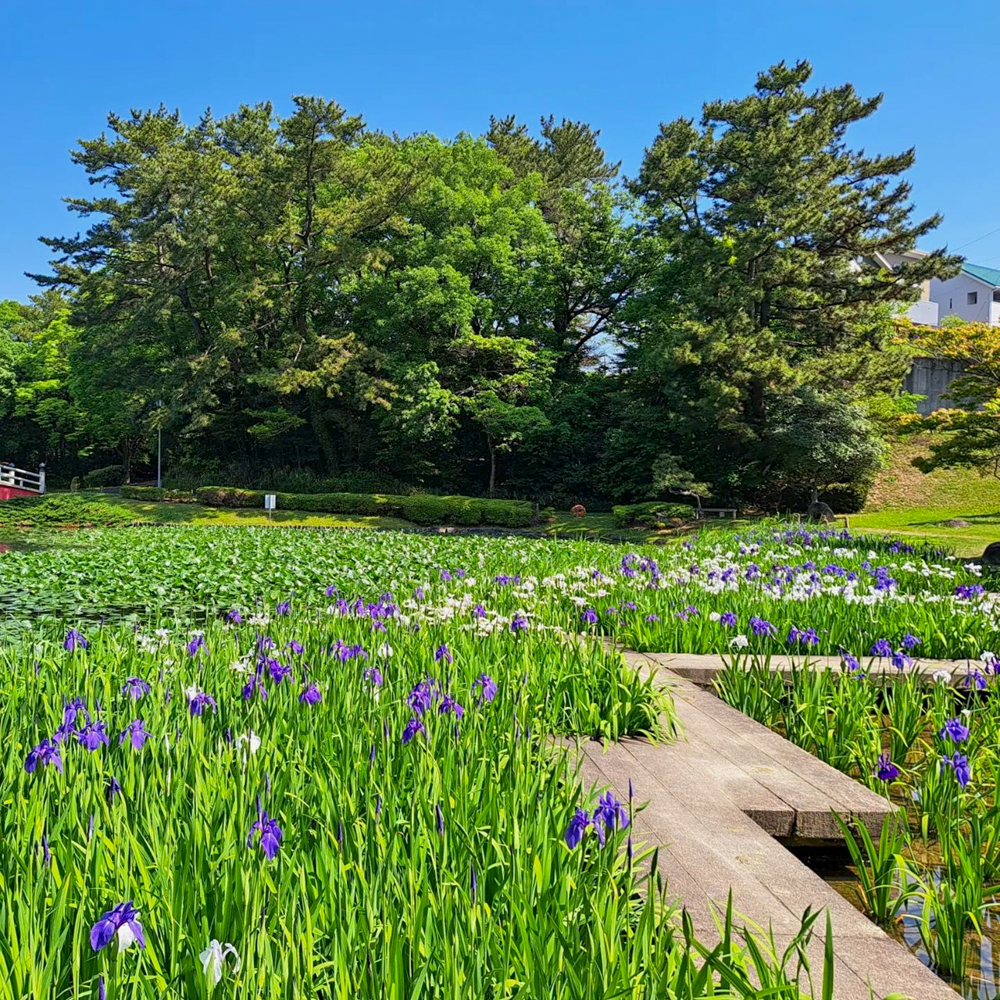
851;435;995;556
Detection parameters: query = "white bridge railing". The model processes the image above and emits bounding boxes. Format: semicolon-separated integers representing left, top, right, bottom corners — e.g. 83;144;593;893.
0;462;45;494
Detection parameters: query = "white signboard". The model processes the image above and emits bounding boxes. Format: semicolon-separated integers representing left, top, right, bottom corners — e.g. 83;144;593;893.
264;494;277;510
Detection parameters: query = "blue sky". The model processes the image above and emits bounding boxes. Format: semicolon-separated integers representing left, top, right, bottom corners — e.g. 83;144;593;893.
3;0;999;301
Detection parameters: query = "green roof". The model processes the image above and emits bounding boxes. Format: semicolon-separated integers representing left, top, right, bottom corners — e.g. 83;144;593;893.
962;262;1000;286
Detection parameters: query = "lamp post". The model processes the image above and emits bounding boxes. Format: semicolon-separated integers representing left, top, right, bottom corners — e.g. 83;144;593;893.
156;400;164;488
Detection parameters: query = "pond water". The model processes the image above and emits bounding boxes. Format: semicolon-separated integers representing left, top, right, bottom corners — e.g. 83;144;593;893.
793;845;1000;999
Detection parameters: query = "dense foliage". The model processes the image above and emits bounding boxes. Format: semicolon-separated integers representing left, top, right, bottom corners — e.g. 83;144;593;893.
3;62;958;509
904;321;1000;489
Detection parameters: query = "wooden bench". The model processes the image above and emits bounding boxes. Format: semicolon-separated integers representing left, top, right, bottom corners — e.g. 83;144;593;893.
695;507;737;519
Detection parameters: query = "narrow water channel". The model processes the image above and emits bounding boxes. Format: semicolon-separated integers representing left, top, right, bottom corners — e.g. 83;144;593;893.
791;844;1000;999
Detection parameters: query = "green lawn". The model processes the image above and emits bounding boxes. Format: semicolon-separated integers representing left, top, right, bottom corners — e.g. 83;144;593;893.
855;434;995;557
850;507;996;557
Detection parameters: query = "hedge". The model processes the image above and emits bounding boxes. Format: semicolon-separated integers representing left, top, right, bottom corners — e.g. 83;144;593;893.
192;486;535;528
120;486;197;503
82;465;124;488
612;502;695;529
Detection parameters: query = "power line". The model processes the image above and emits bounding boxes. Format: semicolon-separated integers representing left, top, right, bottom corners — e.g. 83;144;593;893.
952;226;1000;253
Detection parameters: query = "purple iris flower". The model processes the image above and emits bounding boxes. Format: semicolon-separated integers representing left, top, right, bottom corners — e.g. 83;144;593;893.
118;719;150;750
226;608;242;624
939;717;970;744
187;691;217;716
89;901;146;952
840;650;861;673
363;666;383;687
472;674;498;704
24;739;62;774
64;629;88;652
276;599;291;616
439;694;464;718
435;644;453;664
891;650;912;671
413;587;425;602
965;669;988;691
720;612;738;627
299;683;322;705
186;635;205;657
593;792;630;835
474;603;487;619
243;673;267;702
407;680;437;715
509;614;528;632
436;804;445;836
106;775;123;804
439;569;452;582
248;810;283;859
41;836;51;868
122;677;150;699
942;752;971;789
749;617;776;638
267;658;292;684
401;718;425;744
874;753;899;781
565;808;590;848
901;633;922;650
644;614;660;623
580;608;599;625
324;584;338;597
77;722;110;752
869;639;893;658
956;584;985;601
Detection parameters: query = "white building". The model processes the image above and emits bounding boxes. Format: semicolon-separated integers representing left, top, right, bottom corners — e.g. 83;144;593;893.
930;263;1000;326
866;249;938;326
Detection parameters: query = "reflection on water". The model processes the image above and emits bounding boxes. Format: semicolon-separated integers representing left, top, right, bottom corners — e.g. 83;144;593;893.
793;845;1000;999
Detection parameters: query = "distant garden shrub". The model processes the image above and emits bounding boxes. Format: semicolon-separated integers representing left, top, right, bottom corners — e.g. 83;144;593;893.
120;486;196;503
82;465;124;488
192;486;534;527
612;502;695;529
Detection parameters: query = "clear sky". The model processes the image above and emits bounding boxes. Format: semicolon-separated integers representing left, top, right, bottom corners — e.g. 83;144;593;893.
3;0;999;301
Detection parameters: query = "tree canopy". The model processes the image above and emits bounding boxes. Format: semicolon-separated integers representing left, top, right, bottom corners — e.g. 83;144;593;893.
4;62;958;509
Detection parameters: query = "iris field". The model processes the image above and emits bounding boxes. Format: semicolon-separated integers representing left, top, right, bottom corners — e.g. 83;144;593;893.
0;523;995;997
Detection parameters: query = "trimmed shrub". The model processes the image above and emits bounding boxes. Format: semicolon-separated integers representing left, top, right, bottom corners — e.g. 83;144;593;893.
612;502;695;529
193;485;534;527
478;498;534;528
82;465;125;488
193;486;261;508
120;486;197;503
275;492;405;517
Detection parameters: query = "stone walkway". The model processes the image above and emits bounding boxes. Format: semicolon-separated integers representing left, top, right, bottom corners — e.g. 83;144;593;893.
574;651;959;1000
635;650;978;687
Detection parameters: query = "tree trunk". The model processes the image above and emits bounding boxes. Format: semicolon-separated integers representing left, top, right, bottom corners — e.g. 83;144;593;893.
309;391;338;473
487;437;497;497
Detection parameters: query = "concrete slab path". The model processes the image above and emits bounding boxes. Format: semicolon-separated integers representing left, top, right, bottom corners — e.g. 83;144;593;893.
574;652;959;999
633;650;980;687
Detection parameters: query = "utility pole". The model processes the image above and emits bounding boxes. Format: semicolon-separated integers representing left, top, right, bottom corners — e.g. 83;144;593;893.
156;400;164;489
